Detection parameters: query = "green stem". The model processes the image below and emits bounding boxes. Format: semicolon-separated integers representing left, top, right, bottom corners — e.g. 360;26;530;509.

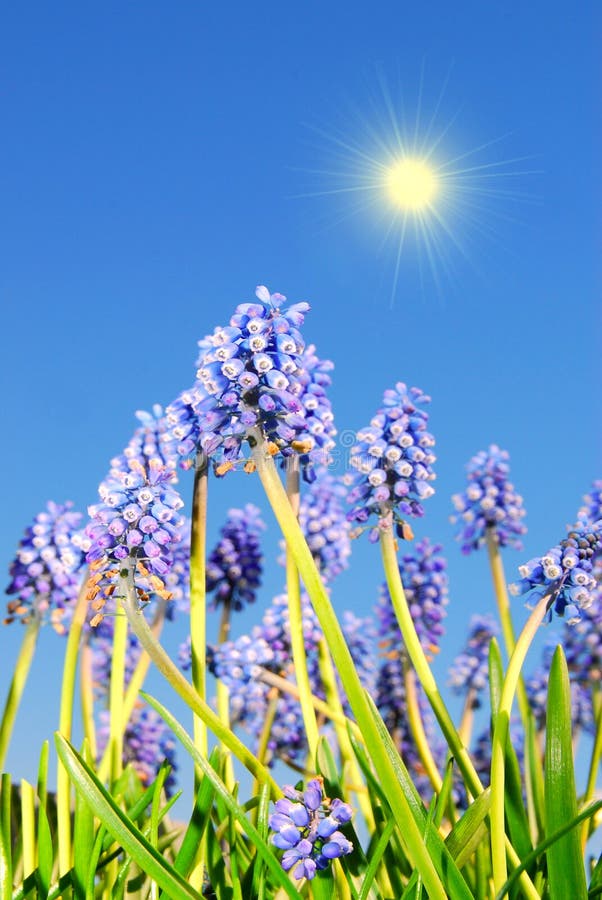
20;779;35;878
96;599;167;783
190;453;208;761
317;640;376;833
57;577;89;876
486;529;531;729
251;440;449;900
403;660;443;793
79;637;97;762
285;459;320;759
490;591;551;894
582;687;602;848
215;600;236;791
0;619;40;770
379;523;483;798
118;561;278;795
109;610;128;784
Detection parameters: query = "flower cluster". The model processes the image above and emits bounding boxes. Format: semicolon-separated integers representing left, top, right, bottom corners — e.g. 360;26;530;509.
85;458;185;623
576;480;602;528
377;538;449;659
164;385;207;471
510;523;601;621
97;703;178;796
269;778;353;880
194;285;337;471
110;405;177;476
451;445;526;554
293;470;351;584
346;382;436;538
448;614;498;706
561;590;602;686
288;343;337;478
5;501;87;633
206;505;265;611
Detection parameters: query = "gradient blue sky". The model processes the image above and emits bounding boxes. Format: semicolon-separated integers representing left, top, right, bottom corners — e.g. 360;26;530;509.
1;2;599;799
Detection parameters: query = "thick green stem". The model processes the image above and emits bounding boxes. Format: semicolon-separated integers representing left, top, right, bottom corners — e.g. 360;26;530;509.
109;610;128;784
251;441;449;900
317;640;376;832
0;619;40;770
285;459;320;759
57;578;89;876
190;454;208;760
490;591;551;894
80;638;97;761
118;562;278;795
379;523;483;798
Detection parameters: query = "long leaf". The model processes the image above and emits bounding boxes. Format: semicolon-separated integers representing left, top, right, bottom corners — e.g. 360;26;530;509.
545;646;587;899
1;773;12;897
170;751;218;882
363;692;474;900
142;691;303;900
55;733;202;900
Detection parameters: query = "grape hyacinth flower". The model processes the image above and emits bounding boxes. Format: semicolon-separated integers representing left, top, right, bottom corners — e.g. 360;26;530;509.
289;470;351;584
510;522;602;622
97;702;178;796
110;405;177;476
206;505;265;611
346;382;436;540
377;538;449;659
193;285;335;474
85;458;185;624
451;444;526;554
448;614;499;706
164;384;207;471
576;480;602;528
269;778;353;880
5;501;88;633
561;590;602;686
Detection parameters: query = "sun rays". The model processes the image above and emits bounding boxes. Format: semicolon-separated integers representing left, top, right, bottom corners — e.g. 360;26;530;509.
296;66;537;304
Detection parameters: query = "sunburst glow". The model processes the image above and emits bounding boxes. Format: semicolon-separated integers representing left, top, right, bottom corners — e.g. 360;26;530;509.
385;157;438;210
298;68;535;303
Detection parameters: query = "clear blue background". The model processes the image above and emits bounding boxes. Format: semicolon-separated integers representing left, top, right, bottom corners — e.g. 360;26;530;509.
0;0;599;816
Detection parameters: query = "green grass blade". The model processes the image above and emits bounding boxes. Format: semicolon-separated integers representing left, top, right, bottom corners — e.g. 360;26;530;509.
545;646;587;900
73;742;96;900
252;781;271;900
494;799;601;899
358;819;394;900
142;691;303;900
1;773;12;896
170;763;216;882
54;733;202;900
363;692;475;900
590;850;602;897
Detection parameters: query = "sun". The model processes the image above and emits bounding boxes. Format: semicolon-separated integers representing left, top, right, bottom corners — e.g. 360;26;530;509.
385;157;439;211
297;67;534;303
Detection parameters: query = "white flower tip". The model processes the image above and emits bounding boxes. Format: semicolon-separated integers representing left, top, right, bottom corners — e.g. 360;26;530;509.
255;285;271;302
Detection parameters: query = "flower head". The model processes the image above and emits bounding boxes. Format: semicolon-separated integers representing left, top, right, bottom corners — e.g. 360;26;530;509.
510;522;601;622
451;445;526;553
97;702;178;796
284;470;351;584
448;614;498;706
346;382;436;539
193;285;336;471
5;501;87;633
576;480;602;528
164;385;207;471
206;505;265;611
269;778;353;880
110;405;177;476
85;458;185;623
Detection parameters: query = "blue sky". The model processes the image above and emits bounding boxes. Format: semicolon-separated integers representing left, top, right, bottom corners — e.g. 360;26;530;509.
0;1;599;801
